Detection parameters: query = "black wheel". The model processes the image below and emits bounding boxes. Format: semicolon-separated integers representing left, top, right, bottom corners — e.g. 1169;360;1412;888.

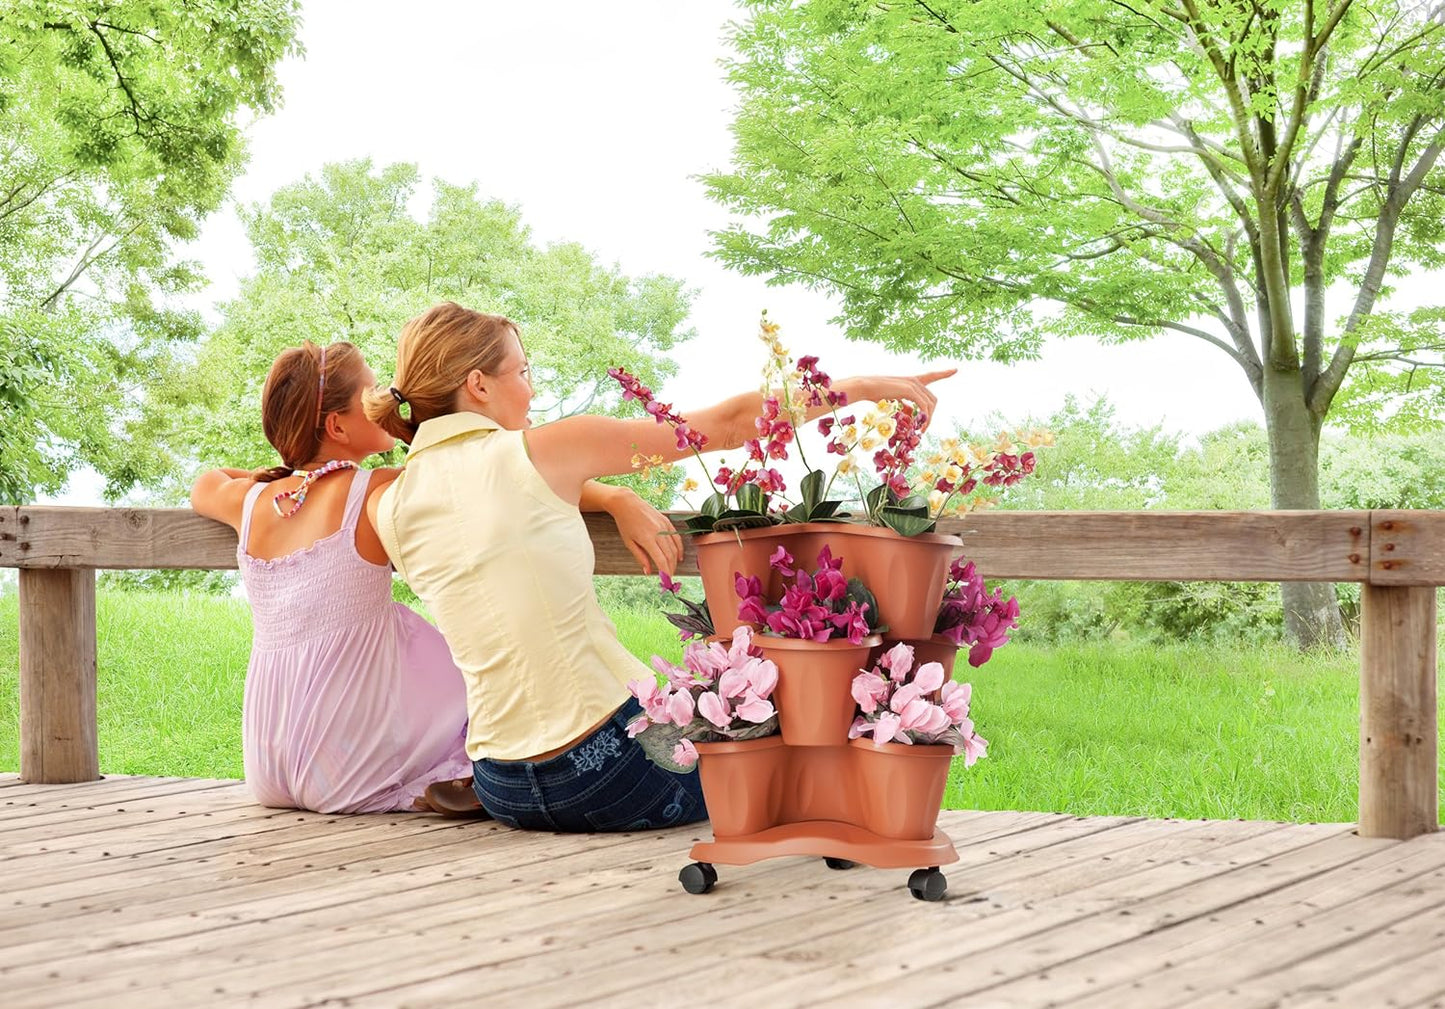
823;857;856;870
679;861;717;895
907;867;947;902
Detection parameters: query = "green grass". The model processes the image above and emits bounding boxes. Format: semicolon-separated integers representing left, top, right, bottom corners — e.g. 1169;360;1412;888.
1;591;1439;823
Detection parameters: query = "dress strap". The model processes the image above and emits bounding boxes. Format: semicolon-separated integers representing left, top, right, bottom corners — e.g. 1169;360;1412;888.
238;481;268;554
340;466;374;531
270;459;359;518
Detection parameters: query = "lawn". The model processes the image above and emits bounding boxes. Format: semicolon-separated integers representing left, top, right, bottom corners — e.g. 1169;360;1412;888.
1;590;1435;823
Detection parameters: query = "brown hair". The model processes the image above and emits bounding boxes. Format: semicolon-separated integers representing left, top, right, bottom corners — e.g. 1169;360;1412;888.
255;341;367;482
361;301;518;444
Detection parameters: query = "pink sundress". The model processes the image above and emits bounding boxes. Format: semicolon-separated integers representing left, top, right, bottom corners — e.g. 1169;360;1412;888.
237;467;470;813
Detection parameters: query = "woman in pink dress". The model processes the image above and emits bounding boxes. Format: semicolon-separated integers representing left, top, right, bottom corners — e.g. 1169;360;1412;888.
190;340;683;814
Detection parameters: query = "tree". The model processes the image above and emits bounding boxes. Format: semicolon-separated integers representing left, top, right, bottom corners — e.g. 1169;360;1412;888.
142;160;696;506
706;0;1445;648
0;0;301;502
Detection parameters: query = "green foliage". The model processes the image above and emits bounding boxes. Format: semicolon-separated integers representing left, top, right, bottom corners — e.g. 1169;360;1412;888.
0;2;302;503
939;396;1439;644
138;160;695;507
9;590;1436;825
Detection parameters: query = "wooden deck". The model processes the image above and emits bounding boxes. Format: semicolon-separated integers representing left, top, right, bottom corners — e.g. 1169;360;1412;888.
2;776;1443;1008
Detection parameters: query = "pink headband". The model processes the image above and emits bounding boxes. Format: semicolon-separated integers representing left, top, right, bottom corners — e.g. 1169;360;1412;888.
314;345;328;431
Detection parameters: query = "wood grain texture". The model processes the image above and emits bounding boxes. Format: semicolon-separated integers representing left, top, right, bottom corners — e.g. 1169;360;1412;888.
18;568;98;784
6;506;1435;584
1359;584;1440;840
1370;510;1445;586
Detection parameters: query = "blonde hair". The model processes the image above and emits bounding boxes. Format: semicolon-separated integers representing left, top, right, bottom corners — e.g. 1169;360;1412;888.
362;302;518;444
257;341;366;482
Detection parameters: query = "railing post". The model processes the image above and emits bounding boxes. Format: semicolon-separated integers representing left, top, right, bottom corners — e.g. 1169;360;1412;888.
18;568;99;783
1359;584;1438;839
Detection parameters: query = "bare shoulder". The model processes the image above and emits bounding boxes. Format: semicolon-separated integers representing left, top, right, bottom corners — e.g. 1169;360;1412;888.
190;470;258;531
363;466;404;529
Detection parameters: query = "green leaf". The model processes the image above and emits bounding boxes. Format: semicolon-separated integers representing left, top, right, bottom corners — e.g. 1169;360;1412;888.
735;483;766;514
879;508;938;537
701;492;728;519
800;469;825;513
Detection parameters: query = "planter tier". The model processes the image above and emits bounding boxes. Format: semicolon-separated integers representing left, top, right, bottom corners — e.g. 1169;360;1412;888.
689;740;959;869
693;522;962;639
753;634;880;747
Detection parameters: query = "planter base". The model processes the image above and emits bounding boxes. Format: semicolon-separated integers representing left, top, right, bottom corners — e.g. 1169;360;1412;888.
689;820;958;870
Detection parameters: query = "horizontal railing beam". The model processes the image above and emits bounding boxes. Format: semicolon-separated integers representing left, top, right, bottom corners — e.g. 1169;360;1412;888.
8;506;1444;586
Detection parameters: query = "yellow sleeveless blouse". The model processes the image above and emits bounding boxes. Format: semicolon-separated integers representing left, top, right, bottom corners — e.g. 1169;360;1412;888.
376;412;644;761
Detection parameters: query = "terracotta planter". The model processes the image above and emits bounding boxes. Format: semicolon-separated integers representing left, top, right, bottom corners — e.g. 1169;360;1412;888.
693;524;808;637
824;525;961;640
693;522;960;641
694;735;789;838
754;634;881;746
850;738;955;840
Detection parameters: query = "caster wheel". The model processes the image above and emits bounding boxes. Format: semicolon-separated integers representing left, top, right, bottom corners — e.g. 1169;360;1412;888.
907;867;947;902
823;857;856;870
679;861;717;895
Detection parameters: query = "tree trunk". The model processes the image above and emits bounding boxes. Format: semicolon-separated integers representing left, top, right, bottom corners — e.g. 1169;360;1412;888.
1262;364;1346;650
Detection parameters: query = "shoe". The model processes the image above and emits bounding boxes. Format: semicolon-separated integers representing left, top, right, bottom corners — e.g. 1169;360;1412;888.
422;777;492;820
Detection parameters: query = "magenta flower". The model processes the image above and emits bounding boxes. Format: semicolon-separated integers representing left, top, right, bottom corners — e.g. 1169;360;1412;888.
658;571;681;595
769;545;795;576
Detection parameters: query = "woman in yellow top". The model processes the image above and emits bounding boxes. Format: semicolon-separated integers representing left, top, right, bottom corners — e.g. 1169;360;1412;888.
361;302;952;832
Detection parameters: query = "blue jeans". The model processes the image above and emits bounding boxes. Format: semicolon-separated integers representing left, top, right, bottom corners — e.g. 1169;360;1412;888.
471;697;707;832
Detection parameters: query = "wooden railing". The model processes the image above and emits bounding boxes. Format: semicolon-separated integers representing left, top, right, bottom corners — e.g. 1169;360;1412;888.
3;506;1440;839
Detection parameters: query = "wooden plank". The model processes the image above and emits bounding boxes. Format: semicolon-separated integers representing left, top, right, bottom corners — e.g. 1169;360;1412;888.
1280;945;1445;1009
230;817;1221;1009
935;510;1374;582
1360;585;1440;840
0;507;239;570
4;506;1425;583
8;810;1072;1007
18;568;97;783
0;778;242;823
964;832;1445;1007
705;823;1367;1009
1370;510;1445;586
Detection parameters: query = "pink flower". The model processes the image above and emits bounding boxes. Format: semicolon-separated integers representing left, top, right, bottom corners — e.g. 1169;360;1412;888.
848;715;871;739
940;680;972;722
717;667;751;699
744;657;778;698
629;676;672;724
960;731;988;767
658;571;681;595
769;545;795;576
871;711;904;746
727;623;755;663
851;671;891;714
697;690;731;728
913;661;946;696
672;738;699;767
889;682;924;713
735;694;775;723
625;714;650;739
667;688;696;726
878;642;914;680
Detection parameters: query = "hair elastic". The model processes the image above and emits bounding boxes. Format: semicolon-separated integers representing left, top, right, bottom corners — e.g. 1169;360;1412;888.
389;387;407;406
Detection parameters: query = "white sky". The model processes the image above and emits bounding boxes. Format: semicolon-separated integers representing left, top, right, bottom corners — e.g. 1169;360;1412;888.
50;0;1433;504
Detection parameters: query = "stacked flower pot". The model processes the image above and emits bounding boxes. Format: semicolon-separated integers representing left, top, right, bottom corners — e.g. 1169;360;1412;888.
679;523;965;902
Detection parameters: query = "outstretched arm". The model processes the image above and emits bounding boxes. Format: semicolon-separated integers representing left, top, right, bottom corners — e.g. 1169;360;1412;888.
524;370;956;506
